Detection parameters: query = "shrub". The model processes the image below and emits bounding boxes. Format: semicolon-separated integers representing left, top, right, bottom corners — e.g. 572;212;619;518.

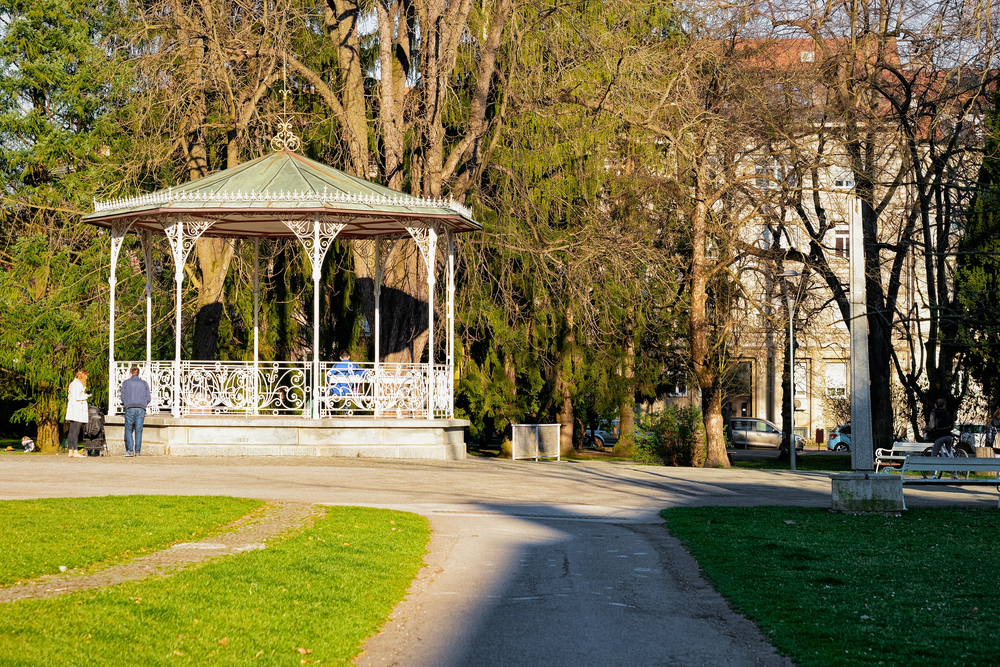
635;406;705;466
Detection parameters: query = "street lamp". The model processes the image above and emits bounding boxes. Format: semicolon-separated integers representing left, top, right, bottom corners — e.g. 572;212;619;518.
779;269;805;471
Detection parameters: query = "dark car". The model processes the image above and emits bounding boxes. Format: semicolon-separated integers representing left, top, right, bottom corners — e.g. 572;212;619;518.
582;428;618;449
728;417;804;450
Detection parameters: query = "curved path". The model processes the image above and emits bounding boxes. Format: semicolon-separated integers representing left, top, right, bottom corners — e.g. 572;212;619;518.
2;454;992;666
0;502;319;603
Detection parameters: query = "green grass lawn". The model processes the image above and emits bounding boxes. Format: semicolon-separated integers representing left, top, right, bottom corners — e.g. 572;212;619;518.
730;454;852;472
663;506;1000;666
1;503;429;666
0;496;263;585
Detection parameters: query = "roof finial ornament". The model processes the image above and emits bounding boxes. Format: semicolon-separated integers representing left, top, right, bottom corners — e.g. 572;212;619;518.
272;56;301;153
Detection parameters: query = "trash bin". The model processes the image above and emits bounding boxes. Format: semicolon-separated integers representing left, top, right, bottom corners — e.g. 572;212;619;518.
816;428;824;445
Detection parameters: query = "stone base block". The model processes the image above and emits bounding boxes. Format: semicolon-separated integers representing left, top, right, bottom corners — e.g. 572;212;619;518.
831;473;905;512
105;415;468;460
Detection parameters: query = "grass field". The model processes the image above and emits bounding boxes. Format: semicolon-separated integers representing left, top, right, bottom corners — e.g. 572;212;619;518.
1;501;429;666
663;505;1000;666
730;454;852;472
0;496;263;585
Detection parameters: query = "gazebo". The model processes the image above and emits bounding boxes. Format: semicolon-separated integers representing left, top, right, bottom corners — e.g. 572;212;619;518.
82;142;478;459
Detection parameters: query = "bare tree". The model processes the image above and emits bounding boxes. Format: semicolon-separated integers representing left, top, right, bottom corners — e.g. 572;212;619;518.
756;0;1000;448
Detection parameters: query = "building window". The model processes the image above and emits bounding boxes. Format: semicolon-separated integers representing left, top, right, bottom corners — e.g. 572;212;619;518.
794;360;808;398
834;226;849;258
826;362;847;397
755;159;796;189
833;170;855;189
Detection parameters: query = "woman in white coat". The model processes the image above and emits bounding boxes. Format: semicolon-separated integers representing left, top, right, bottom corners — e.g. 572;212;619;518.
65;369;90;458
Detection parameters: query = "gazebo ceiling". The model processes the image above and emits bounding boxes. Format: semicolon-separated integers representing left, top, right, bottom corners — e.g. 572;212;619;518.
81;149;480;238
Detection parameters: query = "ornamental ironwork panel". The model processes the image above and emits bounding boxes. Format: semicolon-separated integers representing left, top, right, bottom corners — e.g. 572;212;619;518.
178;361;310;416
375;364;427;417
112;361;175;414
319;361;376;416
432;365;452;418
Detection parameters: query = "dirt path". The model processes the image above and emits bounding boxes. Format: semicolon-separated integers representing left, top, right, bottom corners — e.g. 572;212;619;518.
0;501;321;604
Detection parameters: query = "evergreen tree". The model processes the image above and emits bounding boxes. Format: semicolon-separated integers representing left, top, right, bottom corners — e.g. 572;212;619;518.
957;91;1000;408
0;0;132;449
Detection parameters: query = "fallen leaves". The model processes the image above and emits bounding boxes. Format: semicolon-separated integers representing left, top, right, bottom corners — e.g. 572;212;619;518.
218;637;228;646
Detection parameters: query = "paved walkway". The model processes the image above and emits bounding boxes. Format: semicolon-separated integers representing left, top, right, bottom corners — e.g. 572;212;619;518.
2;455;995;666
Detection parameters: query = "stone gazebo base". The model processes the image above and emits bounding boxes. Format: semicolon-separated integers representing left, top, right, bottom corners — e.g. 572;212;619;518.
104;415;468;459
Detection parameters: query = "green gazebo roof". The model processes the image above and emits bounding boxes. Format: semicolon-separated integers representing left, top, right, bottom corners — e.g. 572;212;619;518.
82;149;479;238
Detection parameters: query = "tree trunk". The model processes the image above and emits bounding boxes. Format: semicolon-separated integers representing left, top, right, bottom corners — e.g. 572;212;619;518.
777;332;793;461
329;0;370;177
36;417;60;453
354;240;429;365
558;371;575;457
614;337;636;457
690;162;731;468
192;238;235;360
868;310;895;451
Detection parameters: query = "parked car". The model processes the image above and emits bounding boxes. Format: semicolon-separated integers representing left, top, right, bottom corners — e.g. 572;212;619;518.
827;423;851;452
582;428;618;449
956;423;988;450
728;417;804;450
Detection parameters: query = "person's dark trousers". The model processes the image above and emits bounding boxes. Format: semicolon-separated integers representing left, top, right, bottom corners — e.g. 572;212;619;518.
124;407;146;455
932;435;954;457
67;421;83;452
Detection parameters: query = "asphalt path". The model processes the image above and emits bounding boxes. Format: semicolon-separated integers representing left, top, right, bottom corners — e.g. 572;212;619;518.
2;453;995;666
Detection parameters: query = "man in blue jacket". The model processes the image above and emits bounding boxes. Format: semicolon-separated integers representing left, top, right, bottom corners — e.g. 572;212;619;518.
120;366;151;456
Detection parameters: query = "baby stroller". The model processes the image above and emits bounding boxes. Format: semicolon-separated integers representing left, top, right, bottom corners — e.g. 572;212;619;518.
82;406;107;456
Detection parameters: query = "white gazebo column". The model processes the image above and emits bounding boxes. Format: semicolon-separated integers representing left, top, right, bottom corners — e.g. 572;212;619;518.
405;224;438;420
161;215;213;418
374;240;382;418
140;229;153;368
283;218;346;419
312;223;321;418
253;237;260;416
107;220;131;416
447;230;455;418
426;226;438;419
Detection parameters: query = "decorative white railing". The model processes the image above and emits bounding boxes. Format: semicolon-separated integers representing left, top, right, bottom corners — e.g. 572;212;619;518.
432;364;453;419
183;361;311;416
112;361;175;414
112;360;453;419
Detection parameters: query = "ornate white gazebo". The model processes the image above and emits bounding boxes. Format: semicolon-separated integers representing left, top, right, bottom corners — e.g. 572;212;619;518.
82;146;478;458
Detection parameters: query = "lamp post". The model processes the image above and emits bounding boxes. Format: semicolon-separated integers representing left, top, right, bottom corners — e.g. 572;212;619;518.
779;269;804;471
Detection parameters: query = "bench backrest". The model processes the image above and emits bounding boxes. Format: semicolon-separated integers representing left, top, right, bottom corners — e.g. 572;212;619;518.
901;455;1000;472
889;442;931;453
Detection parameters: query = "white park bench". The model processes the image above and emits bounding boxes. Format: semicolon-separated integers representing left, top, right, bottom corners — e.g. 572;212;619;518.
874;442;932;473
899;455;1000;508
